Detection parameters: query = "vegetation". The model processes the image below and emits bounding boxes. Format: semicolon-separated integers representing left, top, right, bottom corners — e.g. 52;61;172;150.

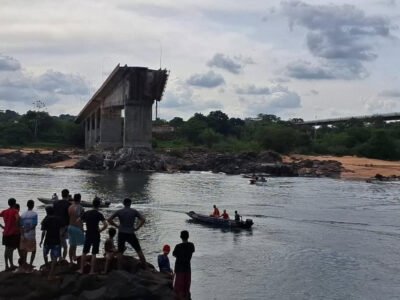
0;110;84;148
152;111;400;161
1;108;400;161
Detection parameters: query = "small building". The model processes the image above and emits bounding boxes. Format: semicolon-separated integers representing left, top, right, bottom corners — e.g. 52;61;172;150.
76;64;168;150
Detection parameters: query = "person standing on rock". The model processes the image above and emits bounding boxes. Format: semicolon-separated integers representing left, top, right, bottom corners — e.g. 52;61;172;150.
0;198;20;270
40;206;63;279
173;230;195;300
107;198;147;269
79;197;107;274
53;189;70;261
68;194;85;264
19;200;38;270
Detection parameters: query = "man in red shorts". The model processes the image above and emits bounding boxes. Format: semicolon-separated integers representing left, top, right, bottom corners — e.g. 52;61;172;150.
0;198;20;270
173;230;195;300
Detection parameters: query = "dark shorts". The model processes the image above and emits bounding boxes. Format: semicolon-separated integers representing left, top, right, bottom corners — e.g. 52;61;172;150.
83;236;100;255
174;272;191;297
43;244;61;260
118;232;141;253
2;234;20;249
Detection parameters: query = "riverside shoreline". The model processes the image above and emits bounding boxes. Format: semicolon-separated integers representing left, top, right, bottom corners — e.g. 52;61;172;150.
1;148;400;180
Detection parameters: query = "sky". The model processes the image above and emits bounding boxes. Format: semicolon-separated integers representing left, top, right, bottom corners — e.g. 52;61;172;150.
0;0;399;121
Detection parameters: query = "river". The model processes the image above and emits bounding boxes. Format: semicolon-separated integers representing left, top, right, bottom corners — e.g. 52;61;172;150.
0;166;400;299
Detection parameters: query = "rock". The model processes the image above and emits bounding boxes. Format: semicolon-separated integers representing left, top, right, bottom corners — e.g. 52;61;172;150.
0;256;174;300
0;150;71;167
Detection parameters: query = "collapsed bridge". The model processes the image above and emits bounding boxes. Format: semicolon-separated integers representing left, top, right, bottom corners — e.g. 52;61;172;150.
76;64;168;150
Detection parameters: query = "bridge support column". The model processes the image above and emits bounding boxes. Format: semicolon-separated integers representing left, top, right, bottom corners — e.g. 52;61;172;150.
123;100;153;149
100;108;123;149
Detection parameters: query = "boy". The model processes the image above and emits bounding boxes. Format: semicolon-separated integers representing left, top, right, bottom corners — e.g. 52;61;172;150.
40;206;63;279
103;227;117;273
158;244;173;276
0;198;20;270
68;193;85;264
19;200;38;270
173;230;195;300
79;197;107;274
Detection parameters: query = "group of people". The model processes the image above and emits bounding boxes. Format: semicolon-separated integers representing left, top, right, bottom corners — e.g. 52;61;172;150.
0;189;196;300
210;205;242;222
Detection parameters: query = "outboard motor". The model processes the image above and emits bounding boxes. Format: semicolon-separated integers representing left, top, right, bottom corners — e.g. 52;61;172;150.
245;219;254;227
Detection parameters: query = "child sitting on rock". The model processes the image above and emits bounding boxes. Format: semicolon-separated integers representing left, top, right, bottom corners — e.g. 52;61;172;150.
103;227;117;273
158;244;173;276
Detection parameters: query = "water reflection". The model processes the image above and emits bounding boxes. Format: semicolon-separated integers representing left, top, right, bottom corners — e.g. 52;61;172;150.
83;171;151;203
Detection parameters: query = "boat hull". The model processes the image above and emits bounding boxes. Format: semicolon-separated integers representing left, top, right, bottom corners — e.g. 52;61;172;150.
187;211;253;229
37;198;110;208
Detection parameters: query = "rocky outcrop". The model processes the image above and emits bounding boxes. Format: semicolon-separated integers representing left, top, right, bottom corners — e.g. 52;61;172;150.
73;149;342;178
0;150;70;167
293;159;343;178
0;256;174;300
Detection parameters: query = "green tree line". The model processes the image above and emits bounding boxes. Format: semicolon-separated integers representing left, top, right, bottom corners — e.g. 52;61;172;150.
153;111;400;160
1;109;399;160
0;110;84;147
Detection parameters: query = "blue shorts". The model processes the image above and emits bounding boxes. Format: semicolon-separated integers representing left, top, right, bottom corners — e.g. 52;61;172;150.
68;225;84;246
43;245;61;260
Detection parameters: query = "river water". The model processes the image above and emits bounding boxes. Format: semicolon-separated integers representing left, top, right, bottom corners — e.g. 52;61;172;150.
1;166;400;299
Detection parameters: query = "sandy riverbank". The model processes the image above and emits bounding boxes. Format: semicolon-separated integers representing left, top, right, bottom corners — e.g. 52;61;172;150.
285;155;400;180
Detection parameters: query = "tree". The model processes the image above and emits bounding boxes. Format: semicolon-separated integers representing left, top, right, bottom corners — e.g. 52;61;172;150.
200;128;222;148
169;117;184;128
206;110;230;135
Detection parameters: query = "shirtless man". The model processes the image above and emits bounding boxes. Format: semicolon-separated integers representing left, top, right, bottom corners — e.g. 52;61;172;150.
67;194;84;264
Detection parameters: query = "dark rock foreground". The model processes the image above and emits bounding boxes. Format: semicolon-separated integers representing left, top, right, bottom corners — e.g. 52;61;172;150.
0;150;70;167
0;257;174;300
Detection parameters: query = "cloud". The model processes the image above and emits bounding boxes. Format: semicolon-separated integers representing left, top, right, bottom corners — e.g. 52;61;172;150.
186;70;225;88
378;89;400;98
0;54;21;71
207;53;243;74
33;70;90;95
281;1;395;80
364;97;397;113
239;85;301;115
0;54;90;106
236;84;270;95
285;60;368;80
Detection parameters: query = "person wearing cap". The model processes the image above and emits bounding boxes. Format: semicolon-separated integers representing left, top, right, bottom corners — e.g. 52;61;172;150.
158;244;173;276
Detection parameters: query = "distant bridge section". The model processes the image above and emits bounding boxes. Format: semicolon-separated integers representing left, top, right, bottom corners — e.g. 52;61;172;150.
292;112;400;126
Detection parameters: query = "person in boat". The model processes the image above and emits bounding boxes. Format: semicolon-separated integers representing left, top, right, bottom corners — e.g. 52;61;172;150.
53;189;71;261
210;205;220;217
173;230;195;300
51;193;58;201
158;244;173;276
259;176;266;182
221;209;229;220
234;211;241;222
68;193;85;264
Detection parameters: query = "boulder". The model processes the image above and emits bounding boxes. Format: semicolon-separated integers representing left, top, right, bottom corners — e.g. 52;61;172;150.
0;256;174;300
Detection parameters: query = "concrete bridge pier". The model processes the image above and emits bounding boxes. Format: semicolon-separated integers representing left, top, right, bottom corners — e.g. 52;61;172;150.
100;107;123;149
124;100;154;149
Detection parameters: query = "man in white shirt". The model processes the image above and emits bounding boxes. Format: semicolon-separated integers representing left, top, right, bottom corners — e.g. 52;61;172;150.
20;200;38;270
